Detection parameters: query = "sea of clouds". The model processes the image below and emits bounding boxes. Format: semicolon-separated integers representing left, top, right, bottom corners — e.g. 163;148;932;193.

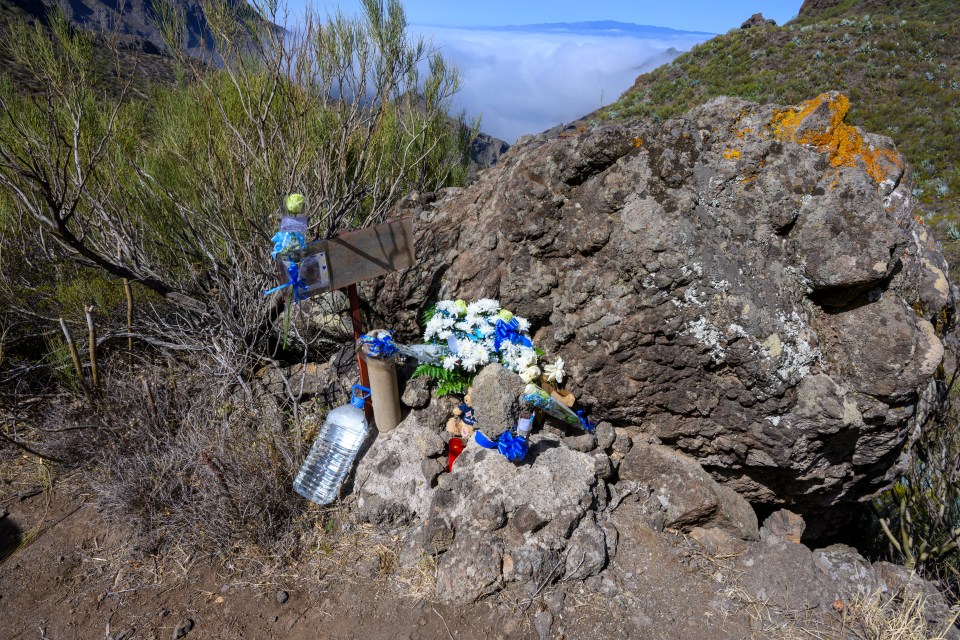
415;24;713;142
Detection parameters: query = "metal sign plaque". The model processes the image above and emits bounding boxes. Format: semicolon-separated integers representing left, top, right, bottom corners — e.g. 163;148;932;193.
274;217;415;299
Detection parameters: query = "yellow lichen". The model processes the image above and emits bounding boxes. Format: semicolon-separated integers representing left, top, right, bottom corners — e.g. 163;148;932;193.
723;148;742;160
770;93;903;184
632;137;644;148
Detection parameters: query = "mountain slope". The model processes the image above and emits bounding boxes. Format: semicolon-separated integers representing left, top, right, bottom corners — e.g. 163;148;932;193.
598;0;960;233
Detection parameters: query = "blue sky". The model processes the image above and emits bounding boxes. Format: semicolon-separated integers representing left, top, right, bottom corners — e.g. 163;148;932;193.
292;1;803;34
276;1;805;141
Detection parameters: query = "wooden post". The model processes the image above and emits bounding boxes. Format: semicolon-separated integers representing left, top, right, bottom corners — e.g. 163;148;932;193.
58;317;84;384
85;305;99;390
347;284;371;419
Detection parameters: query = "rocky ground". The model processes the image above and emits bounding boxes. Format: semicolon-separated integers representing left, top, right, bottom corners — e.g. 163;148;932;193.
4;91;960;638
3;419;956;640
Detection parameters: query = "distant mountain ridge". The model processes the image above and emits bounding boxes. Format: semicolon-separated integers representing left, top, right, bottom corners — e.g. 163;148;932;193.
27;0;275;56
445;19;715;38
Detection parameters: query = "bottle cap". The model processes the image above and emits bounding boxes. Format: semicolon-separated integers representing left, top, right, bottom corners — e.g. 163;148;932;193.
351;384;371;409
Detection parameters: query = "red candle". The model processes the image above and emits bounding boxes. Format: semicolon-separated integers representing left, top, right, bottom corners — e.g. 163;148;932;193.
447;437;465;472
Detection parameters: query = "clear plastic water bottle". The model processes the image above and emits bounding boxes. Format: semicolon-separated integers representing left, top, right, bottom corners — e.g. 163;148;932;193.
294;385;370;505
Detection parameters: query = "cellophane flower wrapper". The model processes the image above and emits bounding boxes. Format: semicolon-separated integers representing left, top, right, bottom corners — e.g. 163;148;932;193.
521;383;583;429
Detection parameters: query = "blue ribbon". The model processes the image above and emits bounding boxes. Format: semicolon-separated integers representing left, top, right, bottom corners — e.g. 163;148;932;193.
360;332;398;358
474;429;529;462
263;261;308;302
497;431;529;462
474;430;497;449
493;318;532;353
577;410;596;433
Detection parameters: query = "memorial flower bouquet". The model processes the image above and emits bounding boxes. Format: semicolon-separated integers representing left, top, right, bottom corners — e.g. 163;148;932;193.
412;298;544;396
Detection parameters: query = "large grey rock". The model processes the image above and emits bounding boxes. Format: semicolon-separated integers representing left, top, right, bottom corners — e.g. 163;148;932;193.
371;92;955;522
738;540;834;613
564;516;608;581
469;364;526;440
431;433;598;602
354;410;438;525
813;544;884;601
434;532;503;602
619;442;759;541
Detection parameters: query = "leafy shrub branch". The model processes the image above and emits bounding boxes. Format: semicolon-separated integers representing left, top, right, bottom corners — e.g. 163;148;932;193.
0;0;474;384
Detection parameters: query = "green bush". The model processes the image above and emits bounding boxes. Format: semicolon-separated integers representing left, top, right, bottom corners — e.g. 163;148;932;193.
0;0;474;380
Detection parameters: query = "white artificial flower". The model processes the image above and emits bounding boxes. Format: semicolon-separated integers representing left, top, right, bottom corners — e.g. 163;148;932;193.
468;298;500;316
435;300;459;314
424;315;446;341
516;349;538;370
457;340;492;371
437;329;453;340
442;355;459;371
515;316;531;332
519;365;541;383
544;357;565;384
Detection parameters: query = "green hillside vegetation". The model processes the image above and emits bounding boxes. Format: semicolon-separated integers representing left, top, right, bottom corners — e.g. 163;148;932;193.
599;0;960;236
0;1;473;375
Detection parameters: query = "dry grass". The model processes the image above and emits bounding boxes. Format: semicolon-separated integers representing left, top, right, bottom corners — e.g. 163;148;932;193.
726;584;959;640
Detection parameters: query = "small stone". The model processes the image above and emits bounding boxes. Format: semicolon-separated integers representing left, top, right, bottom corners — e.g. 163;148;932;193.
564;519;607;581
512;504;549;534
593;453;613;480
421;458;444;483
470;496;506;532
562;432;597;453
594;422;615;451
611;430;632;456
172;618;194;639
357;553;382;577
534;611;554;640
158;609;170;618
543;591;566;615
414;431;447;458
112;629;135;640
269;616;279;623
276;590;289;604
401;377;432;409
760;509;806;544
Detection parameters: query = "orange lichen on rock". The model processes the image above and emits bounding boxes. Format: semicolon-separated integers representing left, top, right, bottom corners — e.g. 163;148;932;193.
632;137;644;148
770;92;903;184
723;148;742;159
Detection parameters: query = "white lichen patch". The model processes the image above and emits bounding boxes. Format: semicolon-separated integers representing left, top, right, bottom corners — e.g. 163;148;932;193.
684;316;727;363
682;262;704;278
683;286;708;307
710;278;730;291
774;310;820;383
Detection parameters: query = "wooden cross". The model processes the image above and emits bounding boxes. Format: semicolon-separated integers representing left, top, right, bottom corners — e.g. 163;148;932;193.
275;217;416;395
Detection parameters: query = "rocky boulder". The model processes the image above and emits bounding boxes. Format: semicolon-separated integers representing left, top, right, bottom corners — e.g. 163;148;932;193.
740;13;776;28
370;92;955;525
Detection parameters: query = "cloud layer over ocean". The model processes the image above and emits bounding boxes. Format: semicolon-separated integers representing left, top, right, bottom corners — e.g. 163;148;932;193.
417;23;713;142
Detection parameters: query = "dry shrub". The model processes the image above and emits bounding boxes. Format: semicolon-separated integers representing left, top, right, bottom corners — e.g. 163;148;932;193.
49;363;310;559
